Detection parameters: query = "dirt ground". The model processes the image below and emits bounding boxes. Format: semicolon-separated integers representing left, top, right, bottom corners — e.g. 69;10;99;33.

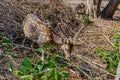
0;0;120;79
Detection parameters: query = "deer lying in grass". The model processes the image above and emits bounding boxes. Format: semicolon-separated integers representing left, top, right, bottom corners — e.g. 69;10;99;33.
23;13;72;60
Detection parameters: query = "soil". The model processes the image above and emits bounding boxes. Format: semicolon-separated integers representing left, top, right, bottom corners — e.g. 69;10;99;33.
0;0;120;80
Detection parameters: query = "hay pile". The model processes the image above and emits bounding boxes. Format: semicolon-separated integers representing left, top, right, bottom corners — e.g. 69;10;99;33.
0;0;80;43
0;0;82;79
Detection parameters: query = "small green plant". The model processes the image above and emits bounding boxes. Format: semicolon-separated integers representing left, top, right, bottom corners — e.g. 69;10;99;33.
95;33;120;74
10;45;68;80
1;37;12;45
0;37;16;58
82;14;92;25
0;37;69;80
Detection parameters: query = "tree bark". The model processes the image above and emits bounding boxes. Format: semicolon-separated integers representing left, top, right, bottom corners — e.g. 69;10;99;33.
96;0;102;17
86;0;95;17
100;0;120;19
86;0;102;18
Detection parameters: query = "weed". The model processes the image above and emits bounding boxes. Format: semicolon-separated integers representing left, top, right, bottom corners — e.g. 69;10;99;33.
11;46;69;80
95;33;120;74
82;14;92;25
0;37;69;80
0;37;16;58
0;37;68;80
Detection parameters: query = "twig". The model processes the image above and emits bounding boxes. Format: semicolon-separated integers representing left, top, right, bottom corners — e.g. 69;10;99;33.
61;21;76;34
22;37;26;46
8;56;20;67
56;55;92;80
102;34;115;47
73;24;86;44
70;61;92;80
31;43;42;60
13;43;33;50
73;53;115;77
13;43;41;58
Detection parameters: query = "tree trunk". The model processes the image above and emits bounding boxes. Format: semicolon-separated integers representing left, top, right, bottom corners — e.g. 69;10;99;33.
86;0;102;18
96;0;102;17
86;0;95;17
100;0;120;19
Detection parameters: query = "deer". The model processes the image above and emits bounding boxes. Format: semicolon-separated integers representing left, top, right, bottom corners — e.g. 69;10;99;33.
23;13;72;61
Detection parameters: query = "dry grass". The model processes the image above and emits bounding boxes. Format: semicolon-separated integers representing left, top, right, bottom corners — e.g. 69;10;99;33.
0;0;120;79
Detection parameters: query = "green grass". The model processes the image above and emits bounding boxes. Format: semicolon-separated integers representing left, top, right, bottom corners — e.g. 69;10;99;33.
95;33;120;74
0;37;69;80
